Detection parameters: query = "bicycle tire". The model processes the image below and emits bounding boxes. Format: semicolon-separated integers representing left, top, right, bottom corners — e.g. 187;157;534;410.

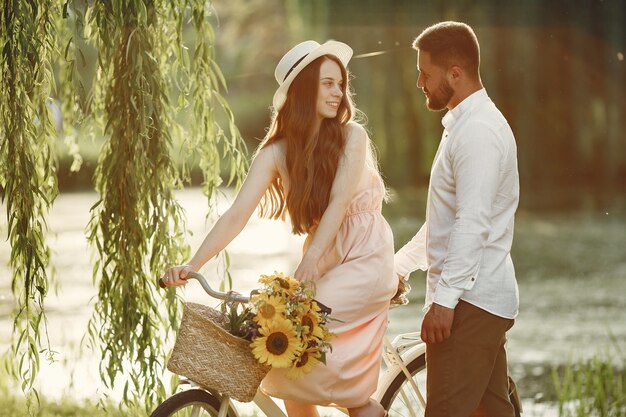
150;388;238;417
380;353;522;417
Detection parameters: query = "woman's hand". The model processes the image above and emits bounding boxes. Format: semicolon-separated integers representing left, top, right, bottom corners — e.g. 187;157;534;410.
391;274;411;305
160;264;194;287
295;248;322;282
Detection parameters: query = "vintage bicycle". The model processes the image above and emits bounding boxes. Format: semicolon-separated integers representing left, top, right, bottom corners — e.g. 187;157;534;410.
151;272;521;417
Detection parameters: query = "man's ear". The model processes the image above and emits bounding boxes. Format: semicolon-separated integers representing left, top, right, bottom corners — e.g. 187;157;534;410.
448;65;463;83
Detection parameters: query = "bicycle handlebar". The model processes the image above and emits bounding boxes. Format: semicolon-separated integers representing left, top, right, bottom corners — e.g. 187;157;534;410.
158;271;250;304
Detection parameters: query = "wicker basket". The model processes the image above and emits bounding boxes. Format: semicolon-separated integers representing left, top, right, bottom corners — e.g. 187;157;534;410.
167;302;270;402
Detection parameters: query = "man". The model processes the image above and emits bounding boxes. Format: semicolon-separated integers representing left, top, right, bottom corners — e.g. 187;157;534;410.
395;22;520;417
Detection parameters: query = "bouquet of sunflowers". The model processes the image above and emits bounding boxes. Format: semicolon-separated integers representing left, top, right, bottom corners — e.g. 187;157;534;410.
221;272;334;380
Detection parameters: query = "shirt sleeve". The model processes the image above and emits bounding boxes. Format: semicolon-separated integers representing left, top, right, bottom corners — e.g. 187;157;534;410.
394;222;428;279
433;122;503;309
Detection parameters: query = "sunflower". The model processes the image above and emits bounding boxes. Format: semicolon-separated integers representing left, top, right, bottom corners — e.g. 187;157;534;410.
300;309;324;339
258;273;300;297
251;319;302;368
273;276;300;295
259;272;285;285
252;293;287;326
286;349;322;380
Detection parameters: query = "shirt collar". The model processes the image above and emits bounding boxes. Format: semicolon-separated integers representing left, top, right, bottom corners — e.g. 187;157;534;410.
442;88;488;130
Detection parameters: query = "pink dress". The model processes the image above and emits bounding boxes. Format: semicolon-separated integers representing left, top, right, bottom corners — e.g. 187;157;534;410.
261;144;397;408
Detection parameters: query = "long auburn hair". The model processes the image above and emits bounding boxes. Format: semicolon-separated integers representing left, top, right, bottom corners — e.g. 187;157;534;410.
258;55;355;235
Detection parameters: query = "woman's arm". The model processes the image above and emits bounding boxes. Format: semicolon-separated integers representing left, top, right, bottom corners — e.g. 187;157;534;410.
161;145;278;286
295;123;367;281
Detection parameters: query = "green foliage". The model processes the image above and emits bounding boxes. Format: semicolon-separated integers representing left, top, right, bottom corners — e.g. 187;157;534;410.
0;0;60;409
169;0;248;293
171;0;248;203
221;301;255;340
76;0;247;412
2;0;248;413
552;346;625;417
0;392;132;417
57;0;94;173
84;0;188;410
0;369;132;417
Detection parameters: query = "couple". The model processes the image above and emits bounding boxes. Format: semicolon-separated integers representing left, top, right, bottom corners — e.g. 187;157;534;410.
161;21;520;417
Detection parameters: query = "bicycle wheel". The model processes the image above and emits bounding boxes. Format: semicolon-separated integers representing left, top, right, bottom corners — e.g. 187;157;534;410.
380;354;522;417
380;353;427;417
150;389;238;417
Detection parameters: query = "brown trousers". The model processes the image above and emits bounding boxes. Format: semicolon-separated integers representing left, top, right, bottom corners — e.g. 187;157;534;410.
425;300;515;417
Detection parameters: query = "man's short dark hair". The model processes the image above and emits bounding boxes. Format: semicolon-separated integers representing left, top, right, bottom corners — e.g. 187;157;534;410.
413;21;480;79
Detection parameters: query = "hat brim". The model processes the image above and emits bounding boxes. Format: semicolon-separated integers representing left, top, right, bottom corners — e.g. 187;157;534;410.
273;41;353;110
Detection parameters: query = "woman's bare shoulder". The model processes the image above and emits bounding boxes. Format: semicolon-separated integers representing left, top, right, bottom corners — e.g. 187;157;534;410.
257;139;284;155
344;121;368;147
256;140;286;173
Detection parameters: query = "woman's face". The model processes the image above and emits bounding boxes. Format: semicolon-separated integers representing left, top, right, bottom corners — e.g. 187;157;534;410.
316;59;344;121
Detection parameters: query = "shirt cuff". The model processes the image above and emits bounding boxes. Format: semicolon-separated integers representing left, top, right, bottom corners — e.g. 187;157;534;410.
394;252;413;278
394;250;427;278
433;284;464;309
394;268;411;281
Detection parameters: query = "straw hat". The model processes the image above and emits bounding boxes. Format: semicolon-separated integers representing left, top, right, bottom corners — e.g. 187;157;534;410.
273;40;353;110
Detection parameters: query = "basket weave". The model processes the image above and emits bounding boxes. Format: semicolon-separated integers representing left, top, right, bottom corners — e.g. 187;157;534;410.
167;302;270;402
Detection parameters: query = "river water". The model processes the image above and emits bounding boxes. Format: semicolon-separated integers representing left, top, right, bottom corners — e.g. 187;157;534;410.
1;189;624;416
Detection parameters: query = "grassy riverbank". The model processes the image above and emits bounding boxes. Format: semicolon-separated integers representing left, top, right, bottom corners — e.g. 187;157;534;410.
0;374;128;417
2;354;624;417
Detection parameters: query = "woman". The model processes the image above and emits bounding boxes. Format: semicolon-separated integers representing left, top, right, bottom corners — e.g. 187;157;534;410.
161;40;396;417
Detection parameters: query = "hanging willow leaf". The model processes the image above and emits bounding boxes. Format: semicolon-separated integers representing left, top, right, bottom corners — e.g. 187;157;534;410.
0;0;59;410
2;0;248;412
81;0;247;411
58;0;93;172
170;0;248;206
81;0;189;410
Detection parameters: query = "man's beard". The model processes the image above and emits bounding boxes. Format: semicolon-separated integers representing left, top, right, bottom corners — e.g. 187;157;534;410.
425;79;454;111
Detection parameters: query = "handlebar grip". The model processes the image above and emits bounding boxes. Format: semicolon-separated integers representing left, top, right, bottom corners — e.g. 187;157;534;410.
158;276;187;289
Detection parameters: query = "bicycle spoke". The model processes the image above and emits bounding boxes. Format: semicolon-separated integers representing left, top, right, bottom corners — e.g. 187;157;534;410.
191;404;202;417
395;383;425;417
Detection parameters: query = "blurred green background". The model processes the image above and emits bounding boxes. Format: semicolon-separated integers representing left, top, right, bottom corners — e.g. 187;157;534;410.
214;0;625;211
58;0;625;215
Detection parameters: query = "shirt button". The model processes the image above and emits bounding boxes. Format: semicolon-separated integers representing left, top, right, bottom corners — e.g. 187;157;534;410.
471;277;475;281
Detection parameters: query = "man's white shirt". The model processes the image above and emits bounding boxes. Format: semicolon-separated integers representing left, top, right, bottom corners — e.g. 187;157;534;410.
395;88;519;319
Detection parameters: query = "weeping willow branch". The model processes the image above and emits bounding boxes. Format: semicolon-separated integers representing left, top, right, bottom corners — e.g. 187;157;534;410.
170;0;248;291
84;0;189;410
0;0;59;408
58;0;93;172
175;0;248;202
2;0;248;411
84;0;248;409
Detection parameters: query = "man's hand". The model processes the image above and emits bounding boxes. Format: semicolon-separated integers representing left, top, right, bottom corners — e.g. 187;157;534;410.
421;303;455;343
